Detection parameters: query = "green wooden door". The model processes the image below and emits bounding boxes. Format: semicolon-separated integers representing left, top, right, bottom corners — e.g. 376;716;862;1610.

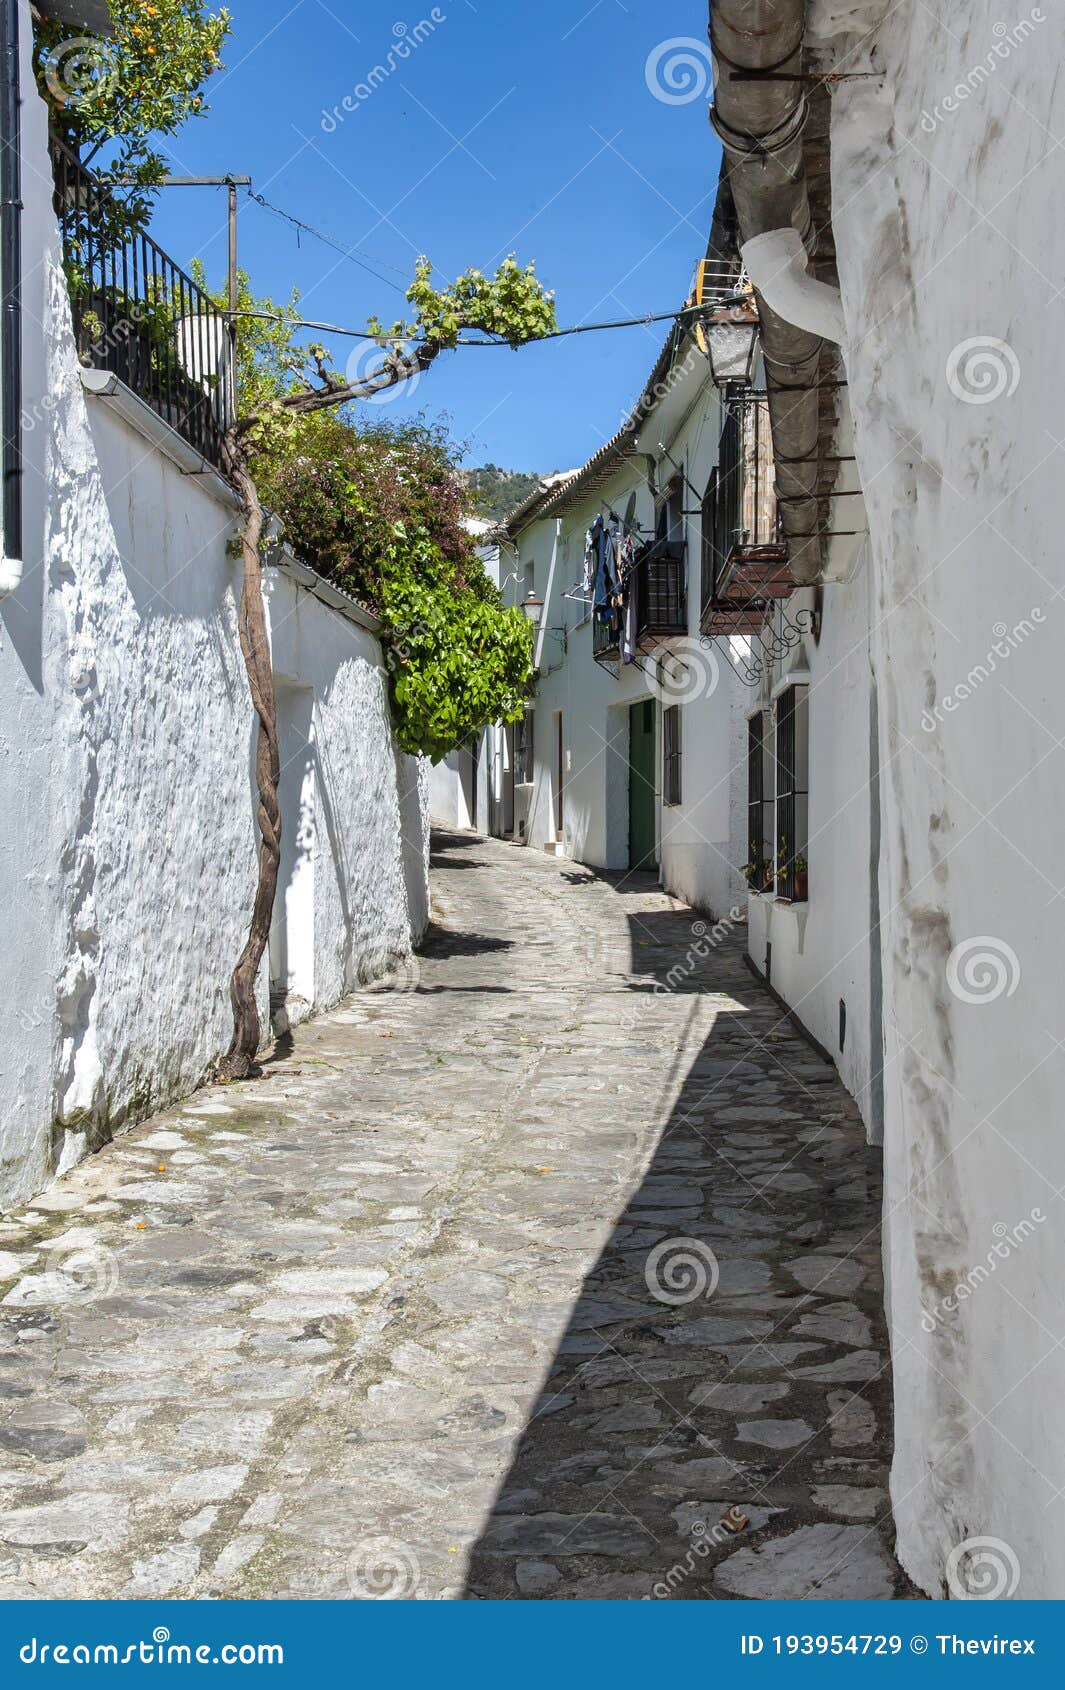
629;699;658;870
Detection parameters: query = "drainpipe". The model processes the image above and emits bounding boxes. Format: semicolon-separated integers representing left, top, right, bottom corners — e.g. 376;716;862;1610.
742;227;845;345
0;0;22;598
708;0;829;585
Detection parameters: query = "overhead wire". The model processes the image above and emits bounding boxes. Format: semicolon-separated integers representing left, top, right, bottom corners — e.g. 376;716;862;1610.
232;303;713;345
238;187;739;351
243;187;412;296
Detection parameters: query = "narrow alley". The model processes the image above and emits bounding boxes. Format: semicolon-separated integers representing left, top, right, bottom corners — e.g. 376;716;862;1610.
0;833;908;1601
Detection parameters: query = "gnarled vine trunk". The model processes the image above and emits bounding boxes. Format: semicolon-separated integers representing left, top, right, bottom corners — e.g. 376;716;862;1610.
217;339;441;1080
217;432;280;1081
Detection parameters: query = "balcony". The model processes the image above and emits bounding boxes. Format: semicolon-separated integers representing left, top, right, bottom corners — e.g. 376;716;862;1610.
592;540;687;665
701;394;791;638
50;137;232;471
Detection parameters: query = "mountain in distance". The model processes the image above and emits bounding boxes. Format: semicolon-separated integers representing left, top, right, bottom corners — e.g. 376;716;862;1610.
462;464;557;524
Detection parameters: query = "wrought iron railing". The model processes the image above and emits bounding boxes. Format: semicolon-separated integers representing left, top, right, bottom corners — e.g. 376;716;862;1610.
592;541;687;663
593;612;618;660
49;136;232;470
705;393;781;607
638;540;687;635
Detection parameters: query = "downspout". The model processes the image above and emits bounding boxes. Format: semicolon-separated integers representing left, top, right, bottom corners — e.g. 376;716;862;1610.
742;227;845;345
708;0;833;585
0;0;22;597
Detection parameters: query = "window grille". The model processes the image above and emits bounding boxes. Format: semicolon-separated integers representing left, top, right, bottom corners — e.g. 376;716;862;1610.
663;705;682;807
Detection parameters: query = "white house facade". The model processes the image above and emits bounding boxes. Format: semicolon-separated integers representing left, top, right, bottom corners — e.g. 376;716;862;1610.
499;326;749;925
707;0;1065;1599
0;0;429;1209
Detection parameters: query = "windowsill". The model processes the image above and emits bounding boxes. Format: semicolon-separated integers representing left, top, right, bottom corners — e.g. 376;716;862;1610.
747;889;810;909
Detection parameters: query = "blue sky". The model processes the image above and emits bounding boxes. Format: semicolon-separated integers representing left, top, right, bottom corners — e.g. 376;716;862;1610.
147;0;722;473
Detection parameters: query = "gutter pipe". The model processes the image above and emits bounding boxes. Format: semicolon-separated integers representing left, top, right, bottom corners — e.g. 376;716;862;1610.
709;0;836;585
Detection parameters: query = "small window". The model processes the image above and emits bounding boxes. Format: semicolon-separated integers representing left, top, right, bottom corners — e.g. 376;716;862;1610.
775;686;809;900
514;707;535;786
746;713;774;892
663;705;682;807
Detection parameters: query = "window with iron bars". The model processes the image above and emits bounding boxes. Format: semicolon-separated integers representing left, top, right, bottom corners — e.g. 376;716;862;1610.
775;686;809;901
513;708;535;786
746;713;775;893
700;469;718;613
663;705;682;807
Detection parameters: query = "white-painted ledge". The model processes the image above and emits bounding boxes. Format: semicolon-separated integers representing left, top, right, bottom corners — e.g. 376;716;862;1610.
266;547;381;636
80;370;383;639
79;368;242;512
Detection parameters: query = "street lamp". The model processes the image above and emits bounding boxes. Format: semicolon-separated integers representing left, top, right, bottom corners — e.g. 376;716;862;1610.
521;591;567;667
521;592;545;629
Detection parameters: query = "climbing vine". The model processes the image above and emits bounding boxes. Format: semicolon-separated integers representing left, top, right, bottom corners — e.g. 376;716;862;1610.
209;257;556;1076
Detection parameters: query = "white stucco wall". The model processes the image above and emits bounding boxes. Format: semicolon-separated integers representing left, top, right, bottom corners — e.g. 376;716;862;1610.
746;559;879;1126
0;18;429;1208
429;746;476;831
810;0;1065;1599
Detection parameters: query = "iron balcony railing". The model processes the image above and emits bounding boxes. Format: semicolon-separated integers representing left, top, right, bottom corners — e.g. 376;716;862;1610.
50;136;232;470
701;393;792;637
592;540;687;663
708;394;781;599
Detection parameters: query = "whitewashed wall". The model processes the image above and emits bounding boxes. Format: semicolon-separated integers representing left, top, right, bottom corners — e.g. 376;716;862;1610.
746;557;880;1128
429;747;477;831
810;0;1065;1599
0;27;429;1209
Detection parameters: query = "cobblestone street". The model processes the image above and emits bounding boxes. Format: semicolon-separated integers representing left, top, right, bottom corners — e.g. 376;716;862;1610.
0;832;910;1600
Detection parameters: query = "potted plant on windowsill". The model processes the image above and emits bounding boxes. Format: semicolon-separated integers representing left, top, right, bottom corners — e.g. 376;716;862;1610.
794;852;809;903
742;857;773;895
774;842;810;903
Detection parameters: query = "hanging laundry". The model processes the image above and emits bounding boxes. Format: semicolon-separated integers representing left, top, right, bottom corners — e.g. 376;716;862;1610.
621;575;639;665
582;517;602;598
593;516;622;617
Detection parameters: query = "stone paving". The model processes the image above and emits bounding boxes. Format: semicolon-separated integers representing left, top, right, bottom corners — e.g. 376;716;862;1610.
0;830;913;1600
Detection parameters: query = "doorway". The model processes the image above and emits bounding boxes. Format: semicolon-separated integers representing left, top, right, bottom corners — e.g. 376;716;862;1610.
554;711;564;840
269;683;316;1030
629;699;658;870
